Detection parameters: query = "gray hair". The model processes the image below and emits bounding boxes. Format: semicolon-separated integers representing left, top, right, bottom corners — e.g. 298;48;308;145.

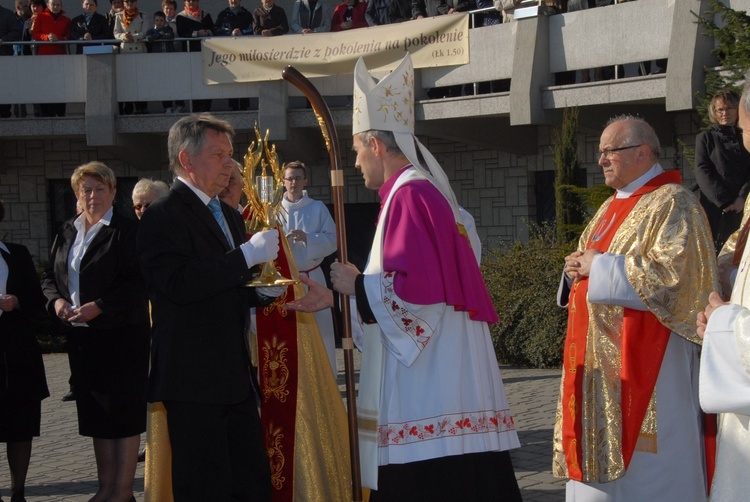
741;72;750;117
168;114;235;176
606;114;661;160
358;130;402;154
132;178;169;199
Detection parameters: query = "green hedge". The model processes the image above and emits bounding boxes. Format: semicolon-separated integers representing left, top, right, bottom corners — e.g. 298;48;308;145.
482;229;574;368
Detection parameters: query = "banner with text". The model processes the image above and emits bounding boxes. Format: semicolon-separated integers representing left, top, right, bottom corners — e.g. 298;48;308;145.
202;14;469;84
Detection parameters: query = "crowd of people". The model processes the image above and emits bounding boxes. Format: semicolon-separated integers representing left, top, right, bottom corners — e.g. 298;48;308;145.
1;6;749;499
0;0;657;116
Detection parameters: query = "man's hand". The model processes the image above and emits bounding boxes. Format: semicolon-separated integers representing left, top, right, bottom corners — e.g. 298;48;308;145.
68;301;102;324
231;28;241;36
564;249;600;281
282;275;333;312
330;260;360;296
54;298;74;322
287;229;307;244
723;197;745;214
697;291;728;339
0;294;19;312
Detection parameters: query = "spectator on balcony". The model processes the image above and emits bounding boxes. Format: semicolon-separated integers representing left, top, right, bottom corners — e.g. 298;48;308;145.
176;0;212;51
331;0;366;31
290;0;330;34
176;0;213;112
214;0;252;36
474;0;498;26
365;0;387;25
160;0;185;113
0;2;22;119
145;10;174;53
33;0;70;117
695;89;750;252
493;0;520;22
14;0;31;55
70;0;109;54
114;0;148;114
252;0;288;36
105;0;121;37
22;0;44;118
411;0;450;19
215;0;252;111
388;0;413;24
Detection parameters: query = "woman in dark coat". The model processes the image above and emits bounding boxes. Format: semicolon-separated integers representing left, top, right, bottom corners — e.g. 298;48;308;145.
41;161;149;502
0;200;49;502
695;89;750;251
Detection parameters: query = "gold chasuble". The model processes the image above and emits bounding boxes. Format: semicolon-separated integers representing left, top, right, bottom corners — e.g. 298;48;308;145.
256;230;352;502
553;170;717;483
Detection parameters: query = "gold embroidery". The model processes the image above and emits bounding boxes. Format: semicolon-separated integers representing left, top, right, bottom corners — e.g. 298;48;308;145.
265;422;286;491
568;394;576;421
568;343;577;373
261;336;290;403
261;285;289;317
552;182;717;483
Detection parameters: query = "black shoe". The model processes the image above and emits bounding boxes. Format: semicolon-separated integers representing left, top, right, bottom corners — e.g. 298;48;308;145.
61;390;76;402
137;448;146;462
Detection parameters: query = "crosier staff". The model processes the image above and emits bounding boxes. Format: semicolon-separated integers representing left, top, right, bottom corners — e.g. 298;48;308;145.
281;65;363;502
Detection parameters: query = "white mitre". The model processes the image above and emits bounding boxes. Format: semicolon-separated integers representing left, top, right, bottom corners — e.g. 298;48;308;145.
352;54;463;224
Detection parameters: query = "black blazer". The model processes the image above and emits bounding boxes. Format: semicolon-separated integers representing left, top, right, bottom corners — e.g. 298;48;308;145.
137;180;267;405
0;243;49;401
41;207;149;330
69;12;110;54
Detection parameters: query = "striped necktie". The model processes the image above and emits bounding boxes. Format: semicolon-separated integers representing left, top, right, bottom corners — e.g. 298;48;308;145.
208;198;234;247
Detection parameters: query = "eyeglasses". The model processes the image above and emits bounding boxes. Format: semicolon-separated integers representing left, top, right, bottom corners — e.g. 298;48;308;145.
598;144;642;159
133;203;150;211
283;176;305;182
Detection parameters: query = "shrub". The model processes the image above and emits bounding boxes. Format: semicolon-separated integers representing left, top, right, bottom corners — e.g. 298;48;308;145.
483;226;575;368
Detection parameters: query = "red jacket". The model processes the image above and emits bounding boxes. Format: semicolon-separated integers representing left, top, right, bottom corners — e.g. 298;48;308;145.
33;9;71;55
331;2;368;31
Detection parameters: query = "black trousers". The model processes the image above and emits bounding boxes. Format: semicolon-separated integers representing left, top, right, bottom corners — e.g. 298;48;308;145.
164;394;271;501
370;450;522;502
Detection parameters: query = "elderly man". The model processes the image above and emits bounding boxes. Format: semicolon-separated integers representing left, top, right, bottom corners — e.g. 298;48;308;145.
557;116;717;501
218;161;244;211
137;113;284;500
698;76;750;501
288;54;521;501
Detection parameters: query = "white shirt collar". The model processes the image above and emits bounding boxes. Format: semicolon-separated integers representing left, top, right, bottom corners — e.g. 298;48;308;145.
0;241;8;254
178;176;213;206
614;162;664;199
73;206;114;230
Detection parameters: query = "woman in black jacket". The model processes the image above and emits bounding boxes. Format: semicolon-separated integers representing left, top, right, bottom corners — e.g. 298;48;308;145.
42;162;149;502
695;89;750;251
0;199;49;502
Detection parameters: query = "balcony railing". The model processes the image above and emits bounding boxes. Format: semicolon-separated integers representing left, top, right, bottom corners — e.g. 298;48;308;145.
0;0;747;145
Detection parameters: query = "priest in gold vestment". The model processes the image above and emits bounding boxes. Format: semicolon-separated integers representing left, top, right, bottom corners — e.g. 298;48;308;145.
698;77;750;502
556;116;717;501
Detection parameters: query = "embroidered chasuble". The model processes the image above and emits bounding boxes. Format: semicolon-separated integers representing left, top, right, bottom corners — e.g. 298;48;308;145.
553;170;717;484
255;228;352;502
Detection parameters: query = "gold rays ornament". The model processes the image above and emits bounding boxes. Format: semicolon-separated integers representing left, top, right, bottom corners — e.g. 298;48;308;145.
240;126;298;287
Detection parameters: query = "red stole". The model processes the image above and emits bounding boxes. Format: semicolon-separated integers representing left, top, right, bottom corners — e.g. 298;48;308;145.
254;227;299;501
561;171;679;480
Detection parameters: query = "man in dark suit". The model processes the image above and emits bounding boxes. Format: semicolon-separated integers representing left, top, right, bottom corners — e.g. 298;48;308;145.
137;113;283;500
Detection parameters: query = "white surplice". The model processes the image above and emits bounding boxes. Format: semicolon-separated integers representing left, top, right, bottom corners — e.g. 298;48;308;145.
281;192;338;375
354;168;519;489
700;237;750;501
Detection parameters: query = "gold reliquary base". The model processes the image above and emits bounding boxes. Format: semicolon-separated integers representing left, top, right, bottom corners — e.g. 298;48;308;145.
245;260;299;288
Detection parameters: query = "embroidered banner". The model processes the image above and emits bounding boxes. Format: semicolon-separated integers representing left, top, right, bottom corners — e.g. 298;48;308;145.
202;14;469;84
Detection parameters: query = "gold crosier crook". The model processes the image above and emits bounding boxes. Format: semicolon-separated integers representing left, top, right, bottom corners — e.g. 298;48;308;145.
240;127;298;287
281;66;363;502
